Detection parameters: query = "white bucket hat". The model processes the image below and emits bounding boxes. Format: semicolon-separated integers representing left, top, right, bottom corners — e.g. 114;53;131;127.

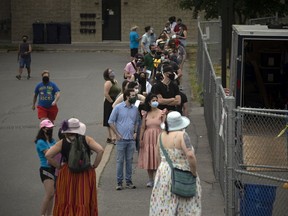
61;118;86;135
166;111;190;131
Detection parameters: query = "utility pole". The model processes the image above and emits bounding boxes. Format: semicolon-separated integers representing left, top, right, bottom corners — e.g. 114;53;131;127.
221;0;233;88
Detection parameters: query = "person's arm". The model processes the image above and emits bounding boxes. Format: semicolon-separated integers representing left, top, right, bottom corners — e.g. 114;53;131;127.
52;91;60;106
166;94;181;106
157;94;177;105
139;113;146;148
32;93;38;110
45;140;63;169
27;44;32;54
183;102;188;117
112;94;123;108
85;136;104;169
104;81;113;103
180;132;197;176
17;44;20;62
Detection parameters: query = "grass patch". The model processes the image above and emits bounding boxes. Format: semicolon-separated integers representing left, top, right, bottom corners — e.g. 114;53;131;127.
186;45;203;105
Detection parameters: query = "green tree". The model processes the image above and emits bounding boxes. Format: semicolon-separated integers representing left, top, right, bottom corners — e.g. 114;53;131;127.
179;0;288;24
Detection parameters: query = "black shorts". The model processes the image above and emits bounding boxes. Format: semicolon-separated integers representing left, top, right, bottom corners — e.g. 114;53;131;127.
39;167;55;182
130;48;138;57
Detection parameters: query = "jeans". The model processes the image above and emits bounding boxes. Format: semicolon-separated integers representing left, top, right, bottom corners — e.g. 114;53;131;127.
116;139;135;184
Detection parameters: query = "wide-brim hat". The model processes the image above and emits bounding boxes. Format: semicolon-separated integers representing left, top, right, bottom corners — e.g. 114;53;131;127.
167;111;190;131
61;118;86;135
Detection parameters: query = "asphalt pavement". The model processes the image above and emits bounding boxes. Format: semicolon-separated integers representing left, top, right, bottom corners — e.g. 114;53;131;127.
0;44;224;216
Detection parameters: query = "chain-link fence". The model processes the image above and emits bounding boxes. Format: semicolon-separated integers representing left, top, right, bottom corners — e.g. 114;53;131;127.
197;18;288;215
234;108;288;216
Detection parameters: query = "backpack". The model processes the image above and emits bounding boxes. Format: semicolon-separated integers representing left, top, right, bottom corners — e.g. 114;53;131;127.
67;135;91;173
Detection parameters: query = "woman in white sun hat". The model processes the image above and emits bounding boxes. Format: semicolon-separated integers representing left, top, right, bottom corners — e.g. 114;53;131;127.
45;117;104;216
150;111;202;216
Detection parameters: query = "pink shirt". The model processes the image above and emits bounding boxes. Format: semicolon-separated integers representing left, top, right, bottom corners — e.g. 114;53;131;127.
124;62;137;75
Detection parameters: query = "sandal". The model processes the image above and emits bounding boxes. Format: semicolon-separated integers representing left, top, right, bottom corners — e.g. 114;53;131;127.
106;138;112;143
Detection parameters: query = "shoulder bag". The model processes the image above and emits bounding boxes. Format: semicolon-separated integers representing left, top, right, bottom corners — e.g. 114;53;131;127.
160;133;196;198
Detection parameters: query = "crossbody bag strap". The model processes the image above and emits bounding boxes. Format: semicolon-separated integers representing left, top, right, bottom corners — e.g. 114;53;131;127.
159;133;174;169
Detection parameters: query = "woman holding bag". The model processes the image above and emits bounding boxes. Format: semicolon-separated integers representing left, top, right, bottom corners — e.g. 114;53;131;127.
149;111;201;216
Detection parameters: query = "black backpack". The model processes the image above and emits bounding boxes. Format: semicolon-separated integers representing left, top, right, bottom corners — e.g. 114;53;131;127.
66;135;91;173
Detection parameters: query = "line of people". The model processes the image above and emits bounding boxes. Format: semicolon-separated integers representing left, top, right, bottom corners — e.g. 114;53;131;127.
102;16;201;215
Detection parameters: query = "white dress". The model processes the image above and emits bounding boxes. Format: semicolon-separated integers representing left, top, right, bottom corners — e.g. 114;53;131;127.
149;147;202;216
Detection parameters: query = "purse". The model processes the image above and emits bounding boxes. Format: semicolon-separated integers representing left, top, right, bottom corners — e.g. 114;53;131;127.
160;133;197;198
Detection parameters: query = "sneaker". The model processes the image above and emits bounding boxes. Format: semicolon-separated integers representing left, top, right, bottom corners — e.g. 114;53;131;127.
27;74;31;80
116;183;123;190
126;182;136;189
16;75;21;80
146;180;154;188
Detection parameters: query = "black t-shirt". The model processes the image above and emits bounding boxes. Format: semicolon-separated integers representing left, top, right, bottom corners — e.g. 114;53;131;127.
176;91;188;115
151;81;180;111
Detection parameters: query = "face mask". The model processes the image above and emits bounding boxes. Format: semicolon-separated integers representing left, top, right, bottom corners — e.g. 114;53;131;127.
129;97;137;104
151;50;156;54
42;76;49;84
45;129;53;136
161;56;165;61
168;73;175;80
109;71;115;80
23;39;27;43
134;89;139;94
151;101;159;108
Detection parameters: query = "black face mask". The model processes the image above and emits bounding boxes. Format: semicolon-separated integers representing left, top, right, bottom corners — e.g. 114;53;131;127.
45;129;53;137
42;76;49;84
23;39;27;43
151;50;156;54
168;73;175;80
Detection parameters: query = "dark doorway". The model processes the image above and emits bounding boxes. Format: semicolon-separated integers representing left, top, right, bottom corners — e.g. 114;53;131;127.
102;0;121;40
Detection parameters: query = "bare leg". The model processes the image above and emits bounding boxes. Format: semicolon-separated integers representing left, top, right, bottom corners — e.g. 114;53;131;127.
40;179;55;215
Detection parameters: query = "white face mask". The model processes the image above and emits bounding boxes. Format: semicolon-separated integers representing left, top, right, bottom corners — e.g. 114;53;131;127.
134;89;139;94
161;56;165;61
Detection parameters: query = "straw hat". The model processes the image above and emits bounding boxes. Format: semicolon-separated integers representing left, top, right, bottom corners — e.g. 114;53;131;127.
131;25;138;31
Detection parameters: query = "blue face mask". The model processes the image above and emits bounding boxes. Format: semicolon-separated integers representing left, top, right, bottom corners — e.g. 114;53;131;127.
151;101;159;108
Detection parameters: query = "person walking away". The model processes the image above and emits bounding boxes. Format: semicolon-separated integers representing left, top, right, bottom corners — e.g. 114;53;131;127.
108;89;140;190
32;70;60;123
16;35;32;80
35;119;57;216
150;111;201;215
138;93;166;187
45;118;104;216
129;25;142;60
103;68;121;144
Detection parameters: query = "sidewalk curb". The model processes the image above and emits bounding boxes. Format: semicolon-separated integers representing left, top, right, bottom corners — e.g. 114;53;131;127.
96;144;114;188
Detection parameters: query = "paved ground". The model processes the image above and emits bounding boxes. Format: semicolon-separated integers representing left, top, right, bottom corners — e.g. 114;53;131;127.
0;45;225;215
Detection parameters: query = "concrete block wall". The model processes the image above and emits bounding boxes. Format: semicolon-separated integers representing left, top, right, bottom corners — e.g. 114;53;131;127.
10;0;198;43
120;0;198;43
71;0;102;43
11;0;70;42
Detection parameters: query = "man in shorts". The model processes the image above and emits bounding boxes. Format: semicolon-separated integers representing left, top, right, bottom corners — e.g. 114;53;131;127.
16;35;32;80
32;70;60;122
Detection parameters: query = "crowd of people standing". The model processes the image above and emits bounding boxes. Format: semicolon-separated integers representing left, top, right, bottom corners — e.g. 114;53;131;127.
28;15;201;216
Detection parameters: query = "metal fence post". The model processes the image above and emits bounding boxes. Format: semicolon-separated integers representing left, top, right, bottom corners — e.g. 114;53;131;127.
225;96;236;216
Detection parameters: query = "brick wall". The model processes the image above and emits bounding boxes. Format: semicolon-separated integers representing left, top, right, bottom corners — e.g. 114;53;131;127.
121;0;198;44
10;0;198;43
0;0;11;41
11;0;70;42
